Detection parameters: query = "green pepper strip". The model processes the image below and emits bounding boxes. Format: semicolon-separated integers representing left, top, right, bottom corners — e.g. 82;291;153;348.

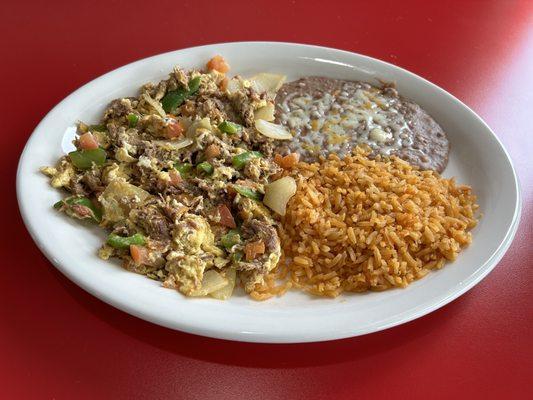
233;185;263;201
106;233;146;249
218;121;242;134
161;76;202;113
127;113;139;128
232;151;262;169
54;196;102;223
89;124;107;132
174;162;193;179
69;148;107;169
187;76;201;94
161;89;188;113
231;251;243;264
196;161;214;175
221;229;241;249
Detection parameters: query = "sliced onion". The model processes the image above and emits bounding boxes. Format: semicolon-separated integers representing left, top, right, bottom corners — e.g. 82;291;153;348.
186;117;212;137
142;93;166;118
263;176;297;216
210;267;236;300
249;73;286;95
226;77;243;95
254;103;275;121
189;270;229;297
100;180;150;223
153;138;193;150
254;119;292;140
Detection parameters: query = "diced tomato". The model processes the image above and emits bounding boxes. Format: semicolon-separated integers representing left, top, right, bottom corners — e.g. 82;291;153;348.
220;77;229;91
282;152;300;168
168;169;182;186
245;240;266;261
166;120;184;139
79;132;99;150
218;204;236;228
274;152;300;169
130;245;150;265
205;144;221;160
206;55;230;74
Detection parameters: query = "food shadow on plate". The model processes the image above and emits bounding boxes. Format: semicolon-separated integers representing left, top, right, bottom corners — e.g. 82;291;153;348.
51;265;470;369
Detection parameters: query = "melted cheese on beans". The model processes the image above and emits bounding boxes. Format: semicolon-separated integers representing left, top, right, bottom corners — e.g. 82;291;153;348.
277;81;414;160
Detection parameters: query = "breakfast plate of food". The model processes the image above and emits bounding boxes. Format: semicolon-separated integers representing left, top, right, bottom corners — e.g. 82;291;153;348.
17;42;521;342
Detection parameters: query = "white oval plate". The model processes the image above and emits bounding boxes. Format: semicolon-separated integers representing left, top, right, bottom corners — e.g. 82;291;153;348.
17;42;521;343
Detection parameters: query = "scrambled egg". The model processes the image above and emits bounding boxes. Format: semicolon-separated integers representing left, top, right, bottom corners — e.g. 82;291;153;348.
166;214;226;295
40;159;75;188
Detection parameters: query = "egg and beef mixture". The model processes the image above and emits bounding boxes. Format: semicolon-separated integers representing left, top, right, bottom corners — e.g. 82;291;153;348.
42;56;296;299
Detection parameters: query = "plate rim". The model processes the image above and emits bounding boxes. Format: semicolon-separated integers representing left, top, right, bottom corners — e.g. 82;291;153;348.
16;41;522;343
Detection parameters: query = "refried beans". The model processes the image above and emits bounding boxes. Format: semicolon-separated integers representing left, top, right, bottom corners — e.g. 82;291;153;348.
274;77;450;172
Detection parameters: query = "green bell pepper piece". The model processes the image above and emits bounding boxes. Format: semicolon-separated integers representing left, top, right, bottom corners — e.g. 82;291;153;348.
174;162;193;179
196;161;214;175
161;88;189;113
89;124;107;132
231;251;243;264
127;113;139;127
233;185;263;201
106;233;146;249
161;76;202;113
187;76;201;94
232;151;262;169
221;230;241;249
218;121;242;135
69;148;107;169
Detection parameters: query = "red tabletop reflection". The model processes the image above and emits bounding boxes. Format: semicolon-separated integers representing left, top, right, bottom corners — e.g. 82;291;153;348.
2;1;532;398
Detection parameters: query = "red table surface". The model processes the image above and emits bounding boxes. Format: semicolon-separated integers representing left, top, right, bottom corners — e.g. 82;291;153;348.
2;0;532;398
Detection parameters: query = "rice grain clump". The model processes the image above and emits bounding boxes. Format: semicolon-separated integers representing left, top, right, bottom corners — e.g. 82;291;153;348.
278;147;479;297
